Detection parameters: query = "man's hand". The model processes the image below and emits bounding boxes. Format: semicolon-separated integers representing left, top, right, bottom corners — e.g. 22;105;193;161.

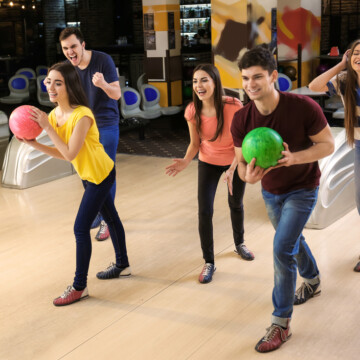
92;72;106;88
244;158;268;184
275;142;296;167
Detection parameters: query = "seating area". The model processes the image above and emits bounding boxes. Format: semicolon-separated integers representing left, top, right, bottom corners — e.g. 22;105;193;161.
136;73;183;116
120;73;183;119
0;65;50;109
0;75;30;105
118;73;183;139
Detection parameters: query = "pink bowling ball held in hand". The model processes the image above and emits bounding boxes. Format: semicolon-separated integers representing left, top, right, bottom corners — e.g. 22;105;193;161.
9;105;42;140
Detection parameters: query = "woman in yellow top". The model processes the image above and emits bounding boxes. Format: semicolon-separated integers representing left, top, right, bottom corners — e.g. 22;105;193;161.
24;62;130;306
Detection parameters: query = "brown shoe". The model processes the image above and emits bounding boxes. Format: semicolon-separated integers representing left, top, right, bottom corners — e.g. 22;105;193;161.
255;322;292;353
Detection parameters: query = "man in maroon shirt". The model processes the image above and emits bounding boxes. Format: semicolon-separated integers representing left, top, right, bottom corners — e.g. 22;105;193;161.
231;45;334;353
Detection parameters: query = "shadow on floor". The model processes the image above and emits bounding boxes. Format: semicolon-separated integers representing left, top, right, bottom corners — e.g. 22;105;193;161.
117;113;190;158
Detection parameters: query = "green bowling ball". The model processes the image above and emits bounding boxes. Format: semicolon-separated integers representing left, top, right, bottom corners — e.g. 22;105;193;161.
242;127;284;169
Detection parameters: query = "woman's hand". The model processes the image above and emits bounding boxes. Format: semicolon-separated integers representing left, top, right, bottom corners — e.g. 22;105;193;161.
224;167;235;195
341;49;351;68
15;136;37;146
29;107;50;130
165;158;189;176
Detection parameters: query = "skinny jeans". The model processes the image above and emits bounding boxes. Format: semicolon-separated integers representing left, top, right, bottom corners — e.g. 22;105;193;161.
198;160;246;264
73;167;128;289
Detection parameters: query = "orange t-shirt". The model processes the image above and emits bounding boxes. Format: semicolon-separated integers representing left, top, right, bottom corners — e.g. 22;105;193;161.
185;96;243;166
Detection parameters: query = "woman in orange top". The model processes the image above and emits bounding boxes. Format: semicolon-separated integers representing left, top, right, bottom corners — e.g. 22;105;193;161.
166;64;254;284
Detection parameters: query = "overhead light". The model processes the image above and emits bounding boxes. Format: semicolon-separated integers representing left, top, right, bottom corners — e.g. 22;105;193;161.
9;1;14;6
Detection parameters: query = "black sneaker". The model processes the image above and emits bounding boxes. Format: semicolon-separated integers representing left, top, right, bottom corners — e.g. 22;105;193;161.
294;281;321;305
235;244;255;261
96;263;131;279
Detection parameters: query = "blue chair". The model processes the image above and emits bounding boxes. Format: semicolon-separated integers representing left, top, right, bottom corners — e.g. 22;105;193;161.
37;75;54;108
276;73;292;92
36;65;48;77
136;73;147;93
0;75;30;104
16;68;36;95
120;87;161;119
16;67;36;80
140;84;182;115
136;73;182;115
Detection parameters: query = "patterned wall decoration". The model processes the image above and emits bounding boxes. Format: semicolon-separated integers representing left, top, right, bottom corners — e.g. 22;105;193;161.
212;0;276;89
277;0;321;62
277;0;321;86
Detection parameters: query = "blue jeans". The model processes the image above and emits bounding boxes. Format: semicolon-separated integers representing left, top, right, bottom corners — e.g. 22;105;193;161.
355;140;360;214
73;167;128;289
198;160;246;264
99;125;119;203
262;187;320;327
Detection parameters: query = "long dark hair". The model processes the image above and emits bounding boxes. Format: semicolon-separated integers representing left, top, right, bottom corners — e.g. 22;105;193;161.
47;62;89;108
192;64;225;141
342;39;360;146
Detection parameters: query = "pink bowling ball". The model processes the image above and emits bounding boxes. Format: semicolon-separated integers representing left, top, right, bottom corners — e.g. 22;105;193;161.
9;105;42;140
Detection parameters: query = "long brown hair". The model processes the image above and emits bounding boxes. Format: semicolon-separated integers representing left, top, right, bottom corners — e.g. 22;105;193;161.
192;64;225;141
47;62;89;108
342;39;360;146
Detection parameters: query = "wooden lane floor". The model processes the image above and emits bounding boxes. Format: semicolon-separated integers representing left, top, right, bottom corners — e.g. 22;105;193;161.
0;154;359;360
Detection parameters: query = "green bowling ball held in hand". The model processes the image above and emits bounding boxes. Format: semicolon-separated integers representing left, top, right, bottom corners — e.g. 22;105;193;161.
242;127;285;169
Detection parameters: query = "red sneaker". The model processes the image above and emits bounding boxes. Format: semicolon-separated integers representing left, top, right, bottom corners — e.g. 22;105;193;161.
95;221;110;241
255;322;292;353
53;286;89;306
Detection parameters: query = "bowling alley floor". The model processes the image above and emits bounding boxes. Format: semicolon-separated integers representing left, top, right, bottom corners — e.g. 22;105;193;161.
117;121;190;158
0;154;359;360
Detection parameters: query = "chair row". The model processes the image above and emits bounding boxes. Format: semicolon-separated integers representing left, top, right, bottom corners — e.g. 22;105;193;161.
120;73;183;120
15;66;48;79
0;74;53;107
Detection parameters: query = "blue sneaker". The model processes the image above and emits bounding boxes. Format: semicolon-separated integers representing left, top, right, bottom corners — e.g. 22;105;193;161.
235;243;255;261
294;281;321;305
198;263;216;284
96;263;131;279
91;213;102;229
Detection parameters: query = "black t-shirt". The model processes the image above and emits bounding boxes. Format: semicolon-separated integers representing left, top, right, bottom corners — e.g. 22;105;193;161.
231;91;328;194
76;51;119;128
